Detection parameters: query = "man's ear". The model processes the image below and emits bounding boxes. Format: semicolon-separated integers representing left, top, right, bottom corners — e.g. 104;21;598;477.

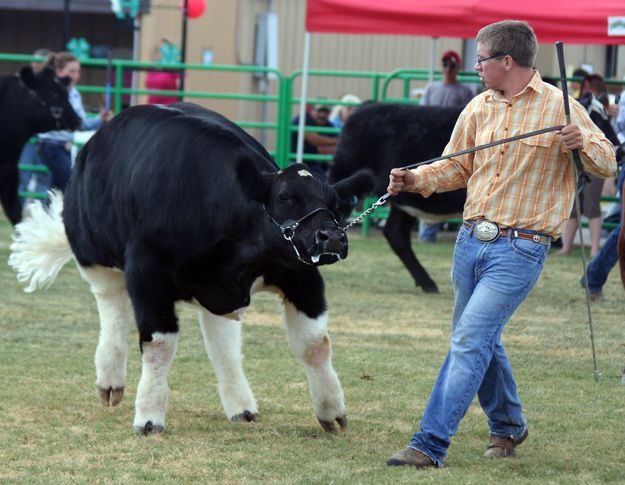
19;66;36;88
235;155;273;204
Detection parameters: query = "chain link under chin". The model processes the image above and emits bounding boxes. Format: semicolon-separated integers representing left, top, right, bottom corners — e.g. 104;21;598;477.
342;194;389;231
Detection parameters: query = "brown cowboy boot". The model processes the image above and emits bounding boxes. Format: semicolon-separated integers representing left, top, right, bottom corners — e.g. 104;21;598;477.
483;428;529;459
387;447;435;468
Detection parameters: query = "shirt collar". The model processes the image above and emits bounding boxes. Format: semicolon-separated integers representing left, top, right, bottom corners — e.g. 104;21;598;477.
485;70;543;103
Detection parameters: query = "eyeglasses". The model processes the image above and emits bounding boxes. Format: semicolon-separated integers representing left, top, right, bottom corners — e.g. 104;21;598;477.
475;54;505;65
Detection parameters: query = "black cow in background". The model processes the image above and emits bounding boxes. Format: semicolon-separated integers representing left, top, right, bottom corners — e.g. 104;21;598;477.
10;103;374;435
0;66;80;225
330;102;465;293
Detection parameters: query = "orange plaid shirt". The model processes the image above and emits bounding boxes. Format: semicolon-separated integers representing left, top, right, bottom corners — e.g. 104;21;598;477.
410;71;616;238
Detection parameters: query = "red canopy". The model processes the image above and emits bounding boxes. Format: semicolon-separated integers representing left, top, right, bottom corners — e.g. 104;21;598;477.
306;0;625;44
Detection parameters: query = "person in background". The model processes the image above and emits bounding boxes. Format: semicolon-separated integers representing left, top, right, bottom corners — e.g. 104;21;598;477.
580;165;625;301
557;74;619;257
290;103;338;179
386;20;616;470
421;50;474;108
18;48;53;203
329;94;362;130
419;50;475;242
37;52;113;192
614;87;625;145
569;67;589;99
145;38;181;105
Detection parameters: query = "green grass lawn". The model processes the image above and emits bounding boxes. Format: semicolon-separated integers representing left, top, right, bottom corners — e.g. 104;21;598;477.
1;216;624;484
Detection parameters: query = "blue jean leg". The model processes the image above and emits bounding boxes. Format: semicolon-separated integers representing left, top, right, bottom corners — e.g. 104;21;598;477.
19;143;51;196
408;226;548;465
419;222;440;242
38;142;71;191
585;225;620;293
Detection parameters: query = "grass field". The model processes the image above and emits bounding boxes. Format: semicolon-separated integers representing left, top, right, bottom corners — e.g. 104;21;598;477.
1;216;624;484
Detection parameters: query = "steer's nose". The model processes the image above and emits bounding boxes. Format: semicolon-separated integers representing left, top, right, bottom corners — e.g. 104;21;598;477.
315;228;347;252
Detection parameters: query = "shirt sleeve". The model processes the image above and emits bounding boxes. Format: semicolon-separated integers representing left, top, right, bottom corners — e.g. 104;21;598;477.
71;89;103;131
420;85;432;106
570;98;617;178
616;95;625;142
409;108;475;196
81;115;103;131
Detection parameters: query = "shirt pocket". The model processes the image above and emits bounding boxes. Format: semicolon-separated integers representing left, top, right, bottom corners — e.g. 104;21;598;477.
520;132;556;152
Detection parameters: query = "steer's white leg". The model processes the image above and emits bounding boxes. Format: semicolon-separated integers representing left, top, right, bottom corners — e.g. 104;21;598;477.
282;302;346;432
76;264;132;407
198;308;258;421
133;332;178;434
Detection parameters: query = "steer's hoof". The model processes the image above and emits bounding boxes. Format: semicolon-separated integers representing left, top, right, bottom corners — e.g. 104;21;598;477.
133;421;164;435
317;415;347;433
421;284;439;294
231;410;258;422
98;386;125;407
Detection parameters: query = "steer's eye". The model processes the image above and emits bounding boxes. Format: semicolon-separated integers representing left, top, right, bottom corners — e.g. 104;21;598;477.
278;193;289;201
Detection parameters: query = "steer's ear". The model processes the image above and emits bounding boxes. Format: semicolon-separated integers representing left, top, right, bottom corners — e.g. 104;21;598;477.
19;66;36;88
332;169;376;218
235;155;273;204
333;168;375;201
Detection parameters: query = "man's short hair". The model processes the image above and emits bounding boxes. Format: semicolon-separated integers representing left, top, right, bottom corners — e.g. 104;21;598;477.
476;20;538;68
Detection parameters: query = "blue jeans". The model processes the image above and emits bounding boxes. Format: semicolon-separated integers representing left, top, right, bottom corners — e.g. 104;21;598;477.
18;142;51;197
38;141;72;191
409;224;549;466
585;225;620;293
419;221;440;242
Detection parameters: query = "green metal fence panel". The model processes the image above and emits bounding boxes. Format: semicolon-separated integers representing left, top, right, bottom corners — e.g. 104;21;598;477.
284;68;391;168
2;53;288;194
5;52;624;235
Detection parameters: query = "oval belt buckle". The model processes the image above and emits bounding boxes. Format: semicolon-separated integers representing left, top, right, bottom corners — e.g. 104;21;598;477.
473;220;500;242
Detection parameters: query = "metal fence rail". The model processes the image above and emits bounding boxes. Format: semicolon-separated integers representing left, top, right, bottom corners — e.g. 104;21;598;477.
4;52;622;236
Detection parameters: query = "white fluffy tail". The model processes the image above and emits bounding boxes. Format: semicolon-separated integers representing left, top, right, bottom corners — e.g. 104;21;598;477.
8;191;73;293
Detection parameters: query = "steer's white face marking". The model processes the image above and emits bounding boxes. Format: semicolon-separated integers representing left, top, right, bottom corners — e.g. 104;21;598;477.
298;169;313;177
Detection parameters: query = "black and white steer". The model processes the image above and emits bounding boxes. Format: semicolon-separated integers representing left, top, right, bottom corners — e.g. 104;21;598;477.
10;102;373;435
0;66;80;225
330;102;465;293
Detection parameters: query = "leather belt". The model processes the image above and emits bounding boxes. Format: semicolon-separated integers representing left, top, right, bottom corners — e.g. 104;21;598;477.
463;220;550;245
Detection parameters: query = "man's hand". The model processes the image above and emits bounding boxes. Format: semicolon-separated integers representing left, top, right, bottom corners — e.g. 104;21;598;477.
387;168;416;196
561;123;583;151
99;108;114;123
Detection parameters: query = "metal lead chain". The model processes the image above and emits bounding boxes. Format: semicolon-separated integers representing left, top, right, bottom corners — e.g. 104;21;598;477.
343;194;390;231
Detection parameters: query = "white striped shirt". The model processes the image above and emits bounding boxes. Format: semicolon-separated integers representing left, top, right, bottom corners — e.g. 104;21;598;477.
410;71;616;238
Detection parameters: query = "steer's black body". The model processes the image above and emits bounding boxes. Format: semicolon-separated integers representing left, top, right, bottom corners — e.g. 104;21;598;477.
66;103;370;340
331;102;465;293
9;102;373;433
0;66;80;225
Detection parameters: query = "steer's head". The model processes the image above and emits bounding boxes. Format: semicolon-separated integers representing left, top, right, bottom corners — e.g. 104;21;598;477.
19;66;81;133
237;159;374;266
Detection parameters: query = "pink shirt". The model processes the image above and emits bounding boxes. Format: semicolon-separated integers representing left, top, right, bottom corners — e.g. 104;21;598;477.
146;71;181;105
